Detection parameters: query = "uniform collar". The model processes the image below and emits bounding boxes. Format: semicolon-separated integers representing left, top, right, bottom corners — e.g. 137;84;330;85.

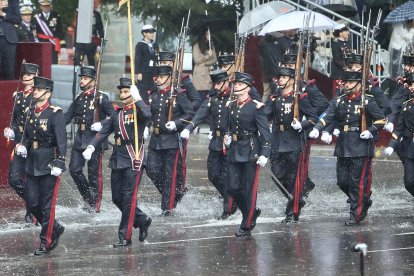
35;101;49;113
123;102;134;111
83;88;95;96
23;87;33;95
347;91;361;100
160;85;171;95
282;90;294;98
237;96;251;106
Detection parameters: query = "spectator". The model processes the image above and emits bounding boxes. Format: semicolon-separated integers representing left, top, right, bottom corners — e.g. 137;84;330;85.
0;0;20;80
16;3;38;42
259;34;279;102
331;23;352;79
388;21;414;78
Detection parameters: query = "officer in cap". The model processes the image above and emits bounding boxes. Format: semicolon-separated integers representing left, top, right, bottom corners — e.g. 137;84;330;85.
180;70;237;219
265;67;318;223
83;79;152;247
64;66;114;212
135;24;159;104
15;76;66;255
4;62;39;225
331;23;351;79
17;3;38;42
145;65;194;216
224;71;271;237
309;71;386;226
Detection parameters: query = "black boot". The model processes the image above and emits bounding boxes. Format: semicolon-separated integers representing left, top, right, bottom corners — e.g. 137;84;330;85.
303;179;315;198
250;208;261;231
113;240;132;248
161;210;173;217
360;199;373;222
49;225;65;251
235;228;251;237
281;215;296;224
139;217;152;242
34;246;50;256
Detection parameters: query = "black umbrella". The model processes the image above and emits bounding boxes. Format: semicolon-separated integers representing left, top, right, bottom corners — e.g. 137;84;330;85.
190;14;233;36
313;4;358;18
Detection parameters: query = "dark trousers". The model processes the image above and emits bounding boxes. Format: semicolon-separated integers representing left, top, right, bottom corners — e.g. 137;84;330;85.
207;150;234;213
74;43;96;66
8;154;26;199
403;158;414;197
271;151;305;217
337;157;372;222
69;146;103;208
111;168;148;241
146;147;184;211
25;174;62;247
137;72;155;105
227;161;260;229
0;36;16;80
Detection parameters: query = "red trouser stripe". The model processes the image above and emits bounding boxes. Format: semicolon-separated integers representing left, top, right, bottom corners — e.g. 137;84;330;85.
246;165;260;228
169;150;180;210
366;158;373;198
95;151;104;213
228;197;234;213
357;157;369;222
181;140;187;192
46;177;60;248
294;152;305;216
126;170;142;240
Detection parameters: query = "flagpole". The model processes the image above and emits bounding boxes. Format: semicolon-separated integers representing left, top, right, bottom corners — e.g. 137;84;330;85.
126;0;139;159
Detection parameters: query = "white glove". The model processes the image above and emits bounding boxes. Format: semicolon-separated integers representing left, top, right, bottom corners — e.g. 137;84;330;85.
130;84;141;101
309;129;320;139
207;131;213;140
143;127;150;140
91;122;102;132
50;167;63;177
224;134;232;146
384;147;394;156
384;122;394;133
291;119;302;132
180;129;190;139
15;144;27;158
256;155;268;168
333;128;340;137
165;121;177;131
192;126;199;135
3;127;15;140
82;145;95;161
320;131;332;144
360;130;373;140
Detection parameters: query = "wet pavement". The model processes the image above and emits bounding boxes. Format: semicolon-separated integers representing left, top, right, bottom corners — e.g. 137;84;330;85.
1;132;414;275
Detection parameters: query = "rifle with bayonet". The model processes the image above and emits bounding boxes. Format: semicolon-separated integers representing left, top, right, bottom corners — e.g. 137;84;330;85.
303;15;315;82
93;20;108;123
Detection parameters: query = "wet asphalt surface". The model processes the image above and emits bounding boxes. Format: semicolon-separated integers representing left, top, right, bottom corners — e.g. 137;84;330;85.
0;132;413;275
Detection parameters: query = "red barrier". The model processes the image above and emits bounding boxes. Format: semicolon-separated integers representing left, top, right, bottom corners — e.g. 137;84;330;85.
15;42;53;79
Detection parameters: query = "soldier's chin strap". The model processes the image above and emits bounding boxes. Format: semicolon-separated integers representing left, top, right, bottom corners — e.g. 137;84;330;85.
278;76;292;89
156;75;170;87
216;80;228;94
32;90;51;102
80;78;95;91
345;82;359;95
233;83;250;93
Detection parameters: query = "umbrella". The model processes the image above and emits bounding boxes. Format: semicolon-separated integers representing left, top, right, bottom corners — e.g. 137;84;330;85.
258;10;339;36
190;14;233;35
384;0;414;23
238;1;295;34
313;4;358;18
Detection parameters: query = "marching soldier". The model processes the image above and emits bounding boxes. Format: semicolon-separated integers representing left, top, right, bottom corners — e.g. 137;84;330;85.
16;4;38;42
224;72;271;237
33;0;65;64
180;70;237;219
83;78;152;247
384;73;414;197
309;71;386;225
15;76;66;255
64;67;114;212
265;67;318;223
4;62;39;224
145;65;194;216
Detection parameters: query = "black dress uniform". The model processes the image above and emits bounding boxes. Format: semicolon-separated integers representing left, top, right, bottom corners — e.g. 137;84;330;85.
146;66;194;214
331;38;351;79
184;70;236;219
16;21;37;42
64;67;114;212
20;76;66;254
88;77;152;246
265;67;318;222
227;72;272;234
387;74;414;197
313;71;386;225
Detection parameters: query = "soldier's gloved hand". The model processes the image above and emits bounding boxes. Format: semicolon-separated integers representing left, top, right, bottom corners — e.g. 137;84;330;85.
360;130;373;140
207;131;213;140
333;128;340;137
91;122;102;132
82;145;95;161
309;129;320;139
224;134;232;146
130;84;142;101
15;144;27;158
180;129;190;140
3;127;15;140
320;131;332;144
384;122;394;133
50;167;63;177
192;126;199;135
256;155;268;168
165;121;177;131
143;127;150;140
291;119;302;132
384;147;394;156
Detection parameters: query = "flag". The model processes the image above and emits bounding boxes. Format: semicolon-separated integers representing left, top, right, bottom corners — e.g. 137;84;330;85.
118;0;128;10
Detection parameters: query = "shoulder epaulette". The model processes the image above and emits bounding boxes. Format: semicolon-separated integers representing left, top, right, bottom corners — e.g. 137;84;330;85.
49;105;62;112
300;92;308;99
252;99;264;109
114;104;122;111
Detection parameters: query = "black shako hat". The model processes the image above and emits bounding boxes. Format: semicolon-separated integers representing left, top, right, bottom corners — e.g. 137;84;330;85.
281;53;297;65
33;76;54;91
22;63;39;74
210;69;228;83
78;66;96;79
352;54;363;65
158;51;176;62
218;54;235;66
155;65;173;76
402;54;414;65
117;77;132;90
234;72;253;86
343;71;362;81
404;73;414;84
276;67;295;77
